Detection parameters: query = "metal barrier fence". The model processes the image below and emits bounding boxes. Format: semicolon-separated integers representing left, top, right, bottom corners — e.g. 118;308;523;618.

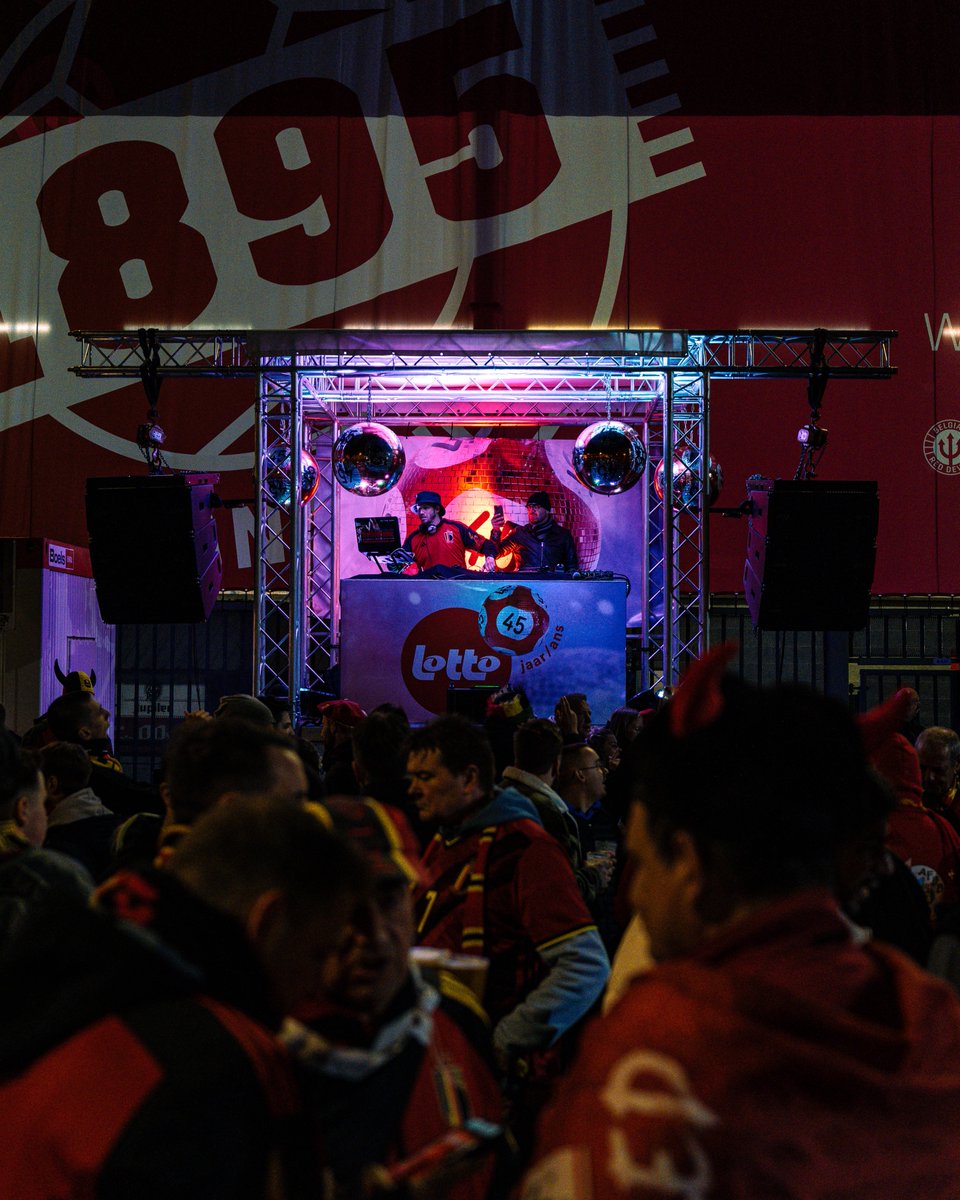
704;595;959;729
113;595;253;782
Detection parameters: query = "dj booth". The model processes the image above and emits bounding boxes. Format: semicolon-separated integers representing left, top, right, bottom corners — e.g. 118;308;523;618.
67;328;898;719
340;573;628;724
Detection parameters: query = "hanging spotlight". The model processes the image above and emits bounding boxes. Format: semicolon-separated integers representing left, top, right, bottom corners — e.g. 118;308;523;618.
333;422;405;496
572;421;646;495
264;447;320;507
654;449;724;509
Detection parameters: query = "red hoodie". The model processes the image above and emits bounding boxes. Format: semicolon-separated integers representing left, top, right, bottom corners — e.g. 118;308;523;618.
872;732;960;916
522;890;960;1199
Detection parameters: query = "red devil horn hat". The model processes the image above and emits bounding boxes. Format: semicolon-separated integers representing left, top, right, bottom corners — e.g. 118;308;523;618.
857;687;916;756
669;642;739;739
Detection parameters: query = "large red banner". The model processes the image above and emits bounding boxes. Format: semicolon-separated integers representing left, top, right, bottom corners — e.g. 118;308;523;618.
0;2;957;593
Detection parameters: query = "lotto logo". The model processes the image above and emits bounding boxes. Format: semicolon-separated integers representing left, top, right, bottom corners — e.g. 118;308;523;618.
401;607;511;714
412;645;501;682
479;585;550;656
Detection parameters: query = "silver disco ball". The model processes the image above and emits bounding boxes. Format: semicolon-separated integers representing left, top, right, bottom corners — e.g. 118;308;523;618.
572;421;647;495
264;447;320;507
333;422;405;497
654;450;724;509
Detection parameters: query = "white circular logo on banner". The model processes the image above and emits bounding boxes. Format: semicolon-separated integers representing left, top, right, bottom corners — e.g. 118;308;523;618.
924;420;960;475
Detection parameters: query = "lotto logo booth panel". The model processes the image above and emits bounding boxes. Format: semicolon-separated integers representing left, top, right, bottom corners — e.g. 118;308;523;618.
85;475;223;624
341;577;627;724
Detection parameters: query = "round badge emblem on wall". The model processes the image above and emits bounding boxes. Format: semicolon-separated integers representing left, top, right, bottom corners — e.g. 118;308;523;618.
923;420;960;475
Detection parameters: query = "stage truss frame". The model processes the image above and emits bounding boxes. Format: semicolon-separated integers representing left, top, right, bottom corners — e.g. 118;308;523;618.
71;328;896;718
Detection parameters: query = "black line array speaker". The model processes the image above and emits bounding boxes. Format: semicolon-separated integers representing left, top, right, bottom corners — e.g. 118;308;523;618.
85;474;222;623
743;478;879;631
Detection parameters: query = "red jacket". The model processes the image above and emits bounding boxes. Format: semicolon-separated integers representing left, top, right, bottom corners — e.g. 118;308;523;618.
523;890;960;1200
888;803;960;916
403;519;493;571
871;731;960;917
0;872;312;1200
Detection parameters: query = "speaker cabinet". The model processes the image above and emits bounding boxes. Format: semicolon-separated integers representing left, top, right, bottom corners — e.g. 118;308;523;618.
743;479;878;631
447;685;499;722
85;475;222;623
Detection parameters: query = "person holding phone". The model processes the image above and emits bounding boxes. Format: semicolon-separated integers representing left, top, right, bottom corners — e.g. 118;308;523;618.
489;492;578;573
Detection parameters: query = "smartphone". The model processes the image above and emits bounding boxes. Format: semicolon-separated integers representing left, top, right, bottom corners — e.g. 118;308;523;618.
493;504;503;521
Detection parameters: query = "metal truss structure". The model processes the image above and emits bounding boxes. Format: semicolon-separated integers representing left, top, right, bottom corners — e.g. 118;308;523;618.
73;330;253;377
71;328;896;716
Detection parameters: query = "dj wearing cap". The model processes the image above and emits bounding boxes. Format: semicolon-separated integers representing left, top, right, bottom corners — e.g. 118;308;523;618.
490;492;577;573
401;490;497;574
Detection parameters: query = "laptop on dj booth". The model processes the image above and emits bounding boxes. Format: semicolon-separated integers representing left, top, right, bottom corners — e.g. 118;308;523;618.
354;517;414;573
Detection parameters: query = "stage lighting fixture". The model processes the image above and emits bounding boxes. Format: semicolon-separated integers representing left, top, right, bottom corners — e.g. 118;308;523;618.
333;422;406;496
572;421;646;495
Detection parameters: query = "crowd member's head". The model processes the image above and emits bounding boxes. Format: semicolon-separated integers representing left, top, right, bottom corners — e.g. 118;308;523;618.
513;718;563;783
318;700;366;751
314;798;423;1021
370;702;410;728
213;694;274;726
868;732;922;807
38;741;93;807
407;716;495;825
557;742;607;812
45;692;110;745
55;668;96;696
606;707;643;750
915;726;960;809
351;712;409;793
162;718;308;827
0;733;47;848
257;695;295;737
555;693;591;739
487;685;533;726
623;645;892;962
484;685;534;779
166;795;369;1016
589;729;621;773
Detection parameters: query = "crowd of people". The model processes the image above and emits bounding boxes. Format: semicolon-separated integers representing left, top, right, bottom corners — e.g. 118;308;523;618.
2;656;960;1197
